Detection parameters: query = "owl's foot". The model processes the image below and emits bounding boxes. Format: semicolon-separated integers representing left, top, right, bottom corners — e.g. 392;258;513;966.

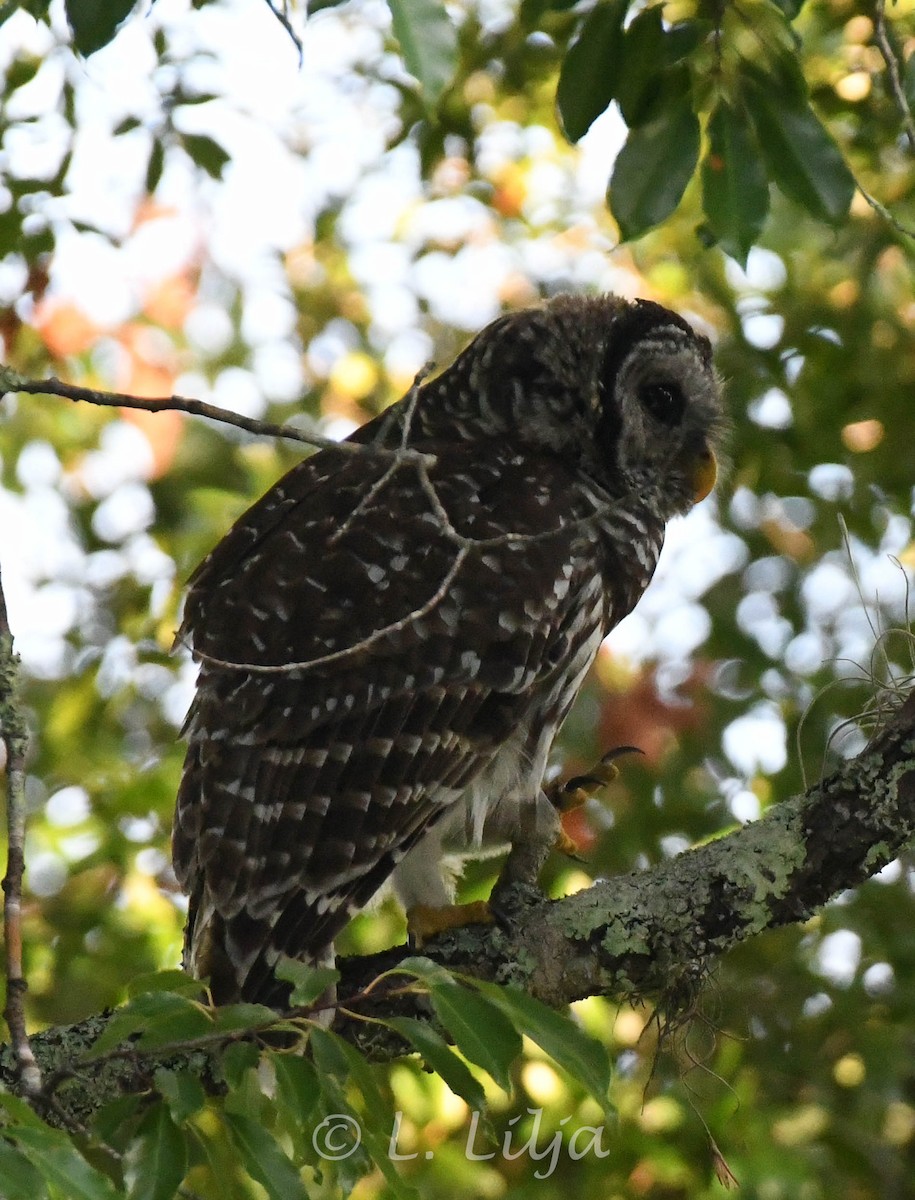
407;900;494;947
548;745;643;814
548;745;643;861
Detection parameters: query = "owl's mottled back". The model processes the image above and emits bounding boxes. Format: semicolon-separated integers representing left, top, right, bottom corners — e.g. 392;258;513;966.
173;293;725;1007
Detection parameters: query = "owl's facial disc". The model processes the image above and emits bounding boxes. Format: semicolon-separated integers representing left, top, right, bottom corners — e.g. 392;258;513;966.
636;373;718;504
600;316;723;515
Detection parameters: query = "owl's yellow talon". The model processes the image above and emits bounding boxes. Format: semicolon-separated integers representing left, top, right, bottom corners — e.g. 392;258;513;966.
407;900;493;946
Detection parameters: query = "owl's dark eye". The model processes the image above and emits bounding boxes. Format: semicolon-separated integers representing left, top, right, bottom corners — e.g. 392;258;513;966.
639;381;686;425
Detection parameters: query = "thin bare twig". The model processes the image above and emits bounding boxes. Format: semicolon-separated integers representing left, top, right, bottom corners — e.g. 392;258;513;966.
873;0;915;154
0;567;41;1098
263;0;304;65
188;544;471;675
0;366;435;465
327;368;430;548
856;185;915;242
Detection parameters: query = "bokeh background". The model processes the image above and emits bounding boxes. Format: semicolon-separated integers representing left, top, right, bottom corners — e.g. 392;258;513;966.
1;0;915;1195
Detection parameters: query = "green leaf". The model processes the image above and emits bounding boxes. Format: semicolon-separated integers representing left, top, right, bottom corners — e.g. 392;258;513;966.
65;0;136;55
307;0;351;12
11;1126;120;1200
113;116;142;137
388;955;457;988
309;1081;371;1180
211;1002;279;1034
175;91;221;107
387;0;458;108
318;1030;388;1111
309;1026;351;1080
309;1031;416;1198
274;958;340;1007
429;983;521;1091
386;1016;487;1111
770;0;805;17
520;0;579;24
0;1090;54;1130
556;0;629;142
475;983;613;1112
305;1036;410;1195
219;1040;262;1089
223;1112;309;1200
145;138;165;194
701;99;770;265
153;1068;206;1123
664;19;708;64
92;1096;144;1154
0;1138;48;1200
743;80;854;223
125;1103;187;1200
127;970;203;999
614;7;665;126
181;133;231;180
273;1056;321;1124
91;992;211;1054
608;91;700;239
6;55;41;92
616;16;708;126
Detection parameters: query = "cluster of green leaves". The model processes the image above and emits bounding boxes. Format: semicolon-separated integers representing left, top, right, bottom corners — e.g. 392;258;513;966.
0;0;904;278
555;0;855;257
0;960;615;1199
304;0;864;260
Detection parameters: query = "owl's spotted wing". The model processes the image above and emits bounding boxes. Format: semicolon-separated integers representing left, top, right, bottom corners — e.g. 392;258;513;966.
174;438;608;1003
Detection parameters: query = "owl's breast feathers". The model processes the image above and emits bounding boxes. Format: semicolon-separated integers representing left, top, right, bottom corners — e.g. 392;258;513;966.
173;435;661;1003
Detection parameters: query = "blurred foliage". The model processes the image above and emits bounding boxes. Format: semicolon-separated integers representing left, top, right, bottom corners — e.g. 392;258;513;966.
1;0;915;1196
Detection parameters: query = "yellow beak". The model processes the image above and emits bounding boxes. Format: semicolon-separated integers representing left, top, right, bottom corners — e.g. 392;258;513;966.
692;446;718;504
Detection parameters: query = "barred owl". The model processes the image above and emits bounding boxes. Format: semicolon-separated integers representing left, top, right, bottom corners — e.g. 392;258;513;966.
173;294;724;1007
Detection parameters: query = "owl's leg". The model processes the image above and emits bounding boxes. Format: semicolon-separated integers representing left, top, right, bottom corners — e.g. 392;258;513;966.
494;787;561;891
393;825;494;946
490;746;642;924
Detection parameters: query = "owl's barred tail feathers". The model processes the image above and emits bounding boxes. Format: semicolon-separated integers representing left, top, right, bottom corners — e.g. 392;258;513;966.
182;887;285;1007
183;889;337;1010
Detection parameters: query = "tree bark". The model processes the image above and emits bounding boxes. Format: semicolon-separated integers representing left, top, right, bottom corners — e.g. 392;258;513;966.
4;691;914;1127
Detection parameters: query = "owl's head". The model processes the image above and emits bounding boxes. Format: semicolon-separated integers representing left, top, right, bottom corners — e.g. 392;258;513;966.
420;293;726;520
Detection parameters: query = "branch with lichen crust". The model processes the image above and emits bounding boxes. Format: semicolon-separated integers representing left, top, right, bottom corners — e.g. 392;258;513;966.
3;689;914;1126
0;566;41;1098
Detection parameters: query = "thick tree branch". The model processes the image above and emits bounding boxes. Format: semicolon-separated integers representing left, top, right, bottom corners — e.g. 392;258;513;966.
3;689;914;1124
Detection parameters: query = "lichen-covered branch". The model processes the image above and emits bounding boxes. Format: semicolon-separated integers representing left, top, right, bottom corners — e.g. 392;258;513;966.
340;689;915;1030
3;690;914;1124
0;566;42;1097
